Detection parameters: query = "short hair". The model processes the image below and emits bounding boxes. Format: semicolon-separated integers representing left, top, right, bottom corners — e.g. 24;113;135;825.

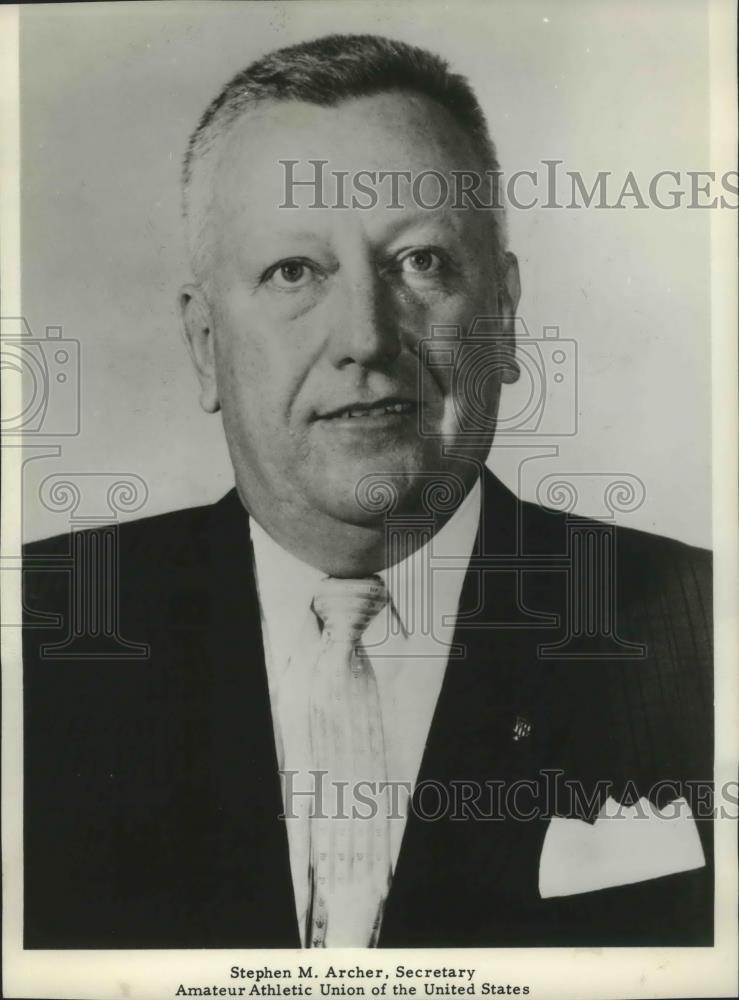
182;33;506;286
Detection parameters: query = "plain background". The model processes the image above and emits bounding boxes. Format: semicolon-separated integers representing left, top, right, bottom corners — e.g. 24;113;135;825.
19;0;712;546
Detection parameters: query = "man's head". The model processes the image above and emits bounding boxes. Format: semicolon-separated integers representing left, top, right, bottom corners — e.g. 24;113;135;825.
179;34;520;568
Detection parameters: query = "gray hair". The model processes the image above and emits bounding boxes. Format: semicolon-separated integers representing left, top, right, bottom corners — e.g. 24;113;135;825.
182;33;506;286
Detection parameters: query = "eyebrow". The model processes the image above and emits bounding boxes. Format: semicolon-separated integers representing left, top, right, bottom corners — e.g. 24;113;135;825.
267;208;467;237
235;204;471;267
380;210;466;239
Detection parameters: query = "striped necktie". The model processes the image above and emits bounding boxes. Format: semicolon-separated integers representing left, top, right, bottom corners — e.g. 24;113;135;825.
307;575;391;947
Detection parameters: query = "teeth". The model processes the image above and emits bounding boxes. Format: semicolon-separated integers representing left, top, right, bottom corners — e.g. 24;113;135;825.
339;402;410;419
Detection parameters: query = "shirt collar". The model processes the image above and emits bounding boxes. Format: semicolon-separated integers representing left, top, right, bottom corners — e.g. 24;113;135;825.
249;477;481;661
377;477;480;637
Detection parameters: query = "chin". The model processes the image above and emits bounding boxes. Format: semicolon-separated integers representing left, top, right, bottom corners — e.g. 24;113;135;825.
306;453;449;526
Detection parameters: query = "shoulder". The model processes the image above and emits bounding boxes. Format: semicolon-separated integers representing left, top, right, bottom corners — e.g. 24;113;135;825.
23;499;214;562
528;503;712;789
21;495;238;631
22;495;239;745
603;516;711;577
519;493;713;672
516;490;711;599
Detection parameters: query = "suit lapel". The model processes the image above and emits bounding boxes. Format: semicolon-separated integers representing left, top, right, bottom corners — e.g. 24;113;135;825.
380;471;559;945
196;489;300;946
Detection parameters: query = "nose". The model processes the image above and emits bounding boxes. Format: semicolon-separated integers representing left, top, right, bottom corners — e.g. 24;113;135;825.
326;268;401;370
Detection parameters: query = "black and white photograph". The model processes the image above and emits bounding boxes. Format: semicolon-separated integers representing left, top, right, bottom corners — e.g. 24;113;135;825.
1;2;737;998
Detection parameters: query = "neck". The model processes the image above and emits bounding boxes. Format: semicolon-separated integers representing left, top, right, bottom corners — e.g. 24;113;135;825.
236;484;474;577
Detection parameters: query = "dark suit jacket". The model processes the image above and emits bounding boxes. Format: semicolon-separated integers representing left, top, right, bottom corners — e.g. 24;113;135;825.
22;470;713;948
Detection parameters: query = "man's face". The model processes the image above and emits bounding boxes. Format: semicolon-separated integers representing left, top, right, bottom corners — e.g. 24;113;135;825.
182;92;518;529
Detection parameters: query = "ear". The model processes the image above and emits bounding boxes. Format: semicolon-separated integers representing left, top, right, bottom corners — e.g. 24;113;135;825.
496;251;521;385
178;284;220;413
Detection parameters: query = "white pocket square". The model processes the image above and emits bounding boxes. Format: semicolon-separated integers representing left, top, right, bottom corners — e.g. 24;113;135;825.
539;796;705;899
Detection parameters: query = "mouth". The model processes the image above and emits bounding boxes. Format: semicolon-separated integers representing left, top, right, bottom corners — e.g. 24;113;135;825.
316;397;418;422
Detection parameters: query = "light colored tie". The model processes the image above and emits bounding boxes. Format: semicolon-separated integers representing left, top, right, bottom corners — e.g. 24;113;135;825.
307;576;391;948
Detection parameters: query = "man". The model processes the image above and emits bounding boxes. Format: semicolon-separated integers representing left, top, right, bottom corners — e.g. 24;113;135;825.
23;34;713;949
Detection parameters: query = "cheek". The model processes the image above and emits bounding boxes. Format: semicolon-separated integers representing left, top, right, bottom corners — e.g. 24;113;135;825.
423;284;491;332
216;333;261;404
418;293;490;377
213;308;318;432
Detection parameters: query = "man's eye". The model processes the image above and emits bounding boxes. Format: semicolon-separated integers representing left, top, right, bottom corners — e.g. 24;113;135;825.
263;259;317;290
399;249;443;275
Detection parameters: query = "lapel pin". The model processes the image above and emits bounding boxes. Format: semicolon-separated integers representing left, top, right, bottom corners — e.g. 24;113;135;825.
512;715;532;741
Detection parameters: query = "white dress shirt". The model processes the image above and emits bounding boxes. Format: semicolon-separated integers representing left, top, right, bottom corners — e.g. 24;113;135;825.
249;479;481;942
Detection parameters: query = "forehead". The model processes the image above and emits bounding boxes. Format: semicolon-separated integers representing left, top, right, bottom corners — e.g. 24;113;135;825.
210;91;488;237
